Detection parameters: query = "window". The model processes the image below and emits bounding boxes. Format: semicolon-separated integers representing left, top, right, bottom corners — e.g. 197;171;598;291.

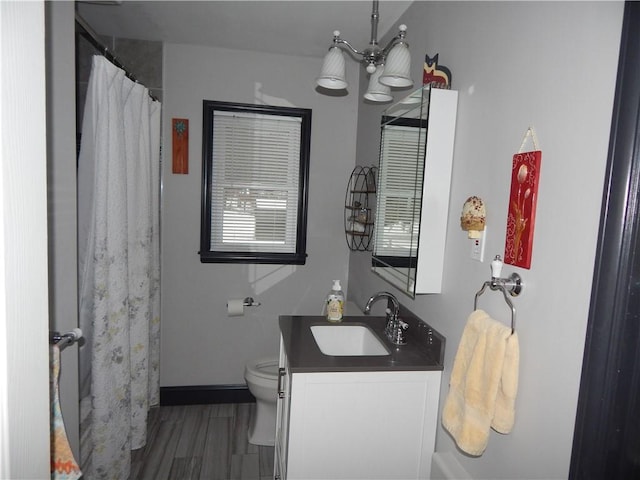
200;101;311;264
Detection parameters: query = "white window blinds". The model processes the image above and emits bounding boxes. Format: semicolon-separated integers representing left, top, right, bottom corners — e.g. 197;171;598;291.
209;110;302;253
375;124;426;257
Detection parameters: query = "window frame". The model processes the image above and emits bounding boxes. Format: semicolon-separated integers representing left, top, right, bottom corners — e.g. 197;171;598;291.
200;100;311;264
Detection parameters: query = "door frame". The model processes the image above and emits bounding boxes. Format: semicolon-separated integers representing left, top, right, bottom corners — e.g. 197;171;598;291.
570;2;640;478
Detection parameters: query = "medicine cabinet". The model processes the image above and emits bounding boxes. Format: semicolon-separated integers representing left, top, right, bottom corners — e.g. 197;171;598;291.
372;85;458;296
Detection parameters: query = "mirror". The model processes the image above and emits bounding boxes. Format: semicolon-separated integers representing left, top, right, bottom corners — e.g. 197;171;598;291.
372;85;458;296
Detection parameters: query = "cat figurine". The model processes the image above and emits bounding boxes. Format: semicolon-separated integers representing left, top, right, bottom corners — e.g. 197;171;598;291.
423;53;452;88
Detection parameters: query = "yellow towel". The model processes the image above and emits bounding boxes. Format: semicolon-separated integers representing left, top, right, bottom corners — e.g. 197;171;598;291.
50;345;82;480
442;309;519;456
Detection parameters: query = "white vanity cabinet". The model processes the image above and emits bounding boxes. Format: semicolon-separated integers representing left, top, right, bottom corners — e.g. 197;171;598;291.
274;337;292;480
274;336;443;480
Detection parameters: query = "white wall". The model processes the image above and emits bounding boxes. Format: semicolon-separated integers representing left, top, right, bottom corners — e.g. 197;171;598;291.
161;44;360;385
349;2;623;479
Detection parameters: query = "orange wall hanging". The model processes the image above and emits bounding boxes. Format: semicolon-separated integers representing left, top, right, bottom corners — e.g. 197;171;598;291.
504;127;541;269
172;118;189;174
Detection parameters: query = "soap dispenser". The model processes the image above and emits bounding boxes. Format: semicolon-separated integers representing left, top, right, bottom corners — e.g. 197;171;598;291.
326;280;345;322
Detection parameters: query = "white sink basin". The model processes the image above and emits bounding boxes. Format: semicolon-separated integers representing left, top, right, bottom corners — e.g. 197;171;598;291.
310;324;390;356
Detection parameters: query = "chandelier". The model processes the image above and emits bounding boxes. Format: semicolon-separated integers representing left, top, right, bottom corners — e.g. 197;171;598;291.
316;0;413;102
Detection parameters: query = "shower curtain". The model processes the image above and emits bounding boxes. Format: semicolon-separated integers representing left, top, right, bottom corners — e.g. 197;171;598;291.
77;55;161;480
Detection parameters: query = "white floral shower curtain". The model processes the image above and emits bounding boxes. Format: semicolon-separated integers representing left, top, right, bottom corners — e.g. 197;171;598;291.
78;55;161;480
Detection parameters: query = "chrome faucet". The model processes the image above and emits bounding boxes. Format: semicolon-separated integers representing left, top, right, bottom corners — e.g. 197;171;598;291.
363;291;408;345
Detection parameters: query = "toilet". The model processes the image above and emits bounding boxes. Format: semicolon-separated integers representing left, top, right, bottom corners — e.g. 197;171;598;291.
244;356;279;446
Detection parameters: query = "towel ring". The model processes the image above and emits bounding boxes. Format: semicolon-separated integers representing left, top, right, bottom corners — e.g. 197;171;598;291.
473;255;523;334
50;328;83;352
474;281;519;334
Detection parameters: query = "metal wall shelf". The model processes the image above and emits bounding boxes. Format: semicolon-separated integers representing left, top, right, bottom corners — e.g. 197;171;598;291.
344;166;377;251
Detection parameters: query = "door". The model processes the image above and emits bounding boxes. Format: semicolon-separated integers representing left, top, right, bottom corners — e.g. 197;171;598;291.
0;1;51;478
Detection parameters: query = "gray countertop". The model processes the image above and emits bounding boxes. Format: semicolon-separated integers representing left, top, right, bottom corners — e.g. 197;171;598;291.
279;314;445;373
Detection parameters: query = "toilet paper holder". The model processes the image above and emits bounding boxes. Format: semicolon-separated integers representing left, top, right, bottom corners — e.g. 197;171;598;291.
243;297;261;307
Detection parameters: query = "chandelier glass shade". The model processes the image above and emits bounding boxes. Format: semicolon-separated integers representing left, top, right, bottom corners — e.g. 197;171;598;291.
316;1;412;102
363;65;392;102
378;41;412;87
316;45;348;89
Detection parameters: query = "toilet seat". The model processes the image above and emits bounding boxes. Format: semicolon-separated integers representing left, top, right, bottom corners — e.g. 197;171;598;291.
245;357;279;382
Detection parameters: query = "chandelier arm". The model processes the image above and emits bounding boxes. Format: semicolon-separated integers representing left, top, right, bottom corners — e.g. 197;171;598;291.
380;34;404;57
335;39;366;58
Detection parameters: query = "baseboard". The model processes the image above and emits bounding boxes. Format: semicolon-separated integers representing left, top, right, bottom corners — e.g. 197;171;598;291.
160;384;256;406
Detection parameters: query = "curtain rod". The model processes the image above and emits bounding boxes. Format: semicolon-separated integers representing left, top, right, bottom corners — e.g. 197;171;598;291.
75;12;158;101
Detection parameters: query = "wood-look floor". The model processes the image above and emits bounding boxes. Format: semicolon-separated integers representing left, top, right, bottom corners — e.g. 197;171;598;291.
129;403;274;480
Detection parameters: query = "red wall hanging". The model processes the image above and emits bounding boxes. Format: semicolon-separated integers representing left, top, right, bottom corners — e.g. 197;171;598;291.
504;127;541;269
